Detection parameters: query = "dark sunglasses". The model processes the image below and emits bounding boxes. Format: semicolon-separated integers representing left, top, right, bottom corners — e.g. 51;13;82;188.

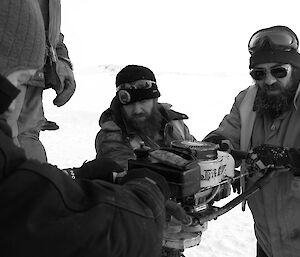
248;26;299;54
250;66;289;80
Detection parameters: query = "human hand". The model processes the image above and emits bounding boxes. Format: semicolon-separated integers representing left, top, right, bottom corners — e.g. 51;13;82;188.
53;59;76;106
232;170;241;194
165;200;192;225
251;144;290;167
121;168;170;200
74;158;124;182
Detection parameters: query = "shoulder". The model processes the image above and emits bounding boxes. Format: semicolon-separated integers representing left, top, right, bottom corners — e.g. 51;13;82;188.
159;103;188;121
235;85;256;102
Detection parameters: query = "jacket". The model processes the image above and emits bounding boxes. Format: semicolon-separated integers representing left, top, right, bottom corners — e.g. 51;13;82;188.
0;121;166;257
95;97;195;169
30;0;70;89
205;84;300;257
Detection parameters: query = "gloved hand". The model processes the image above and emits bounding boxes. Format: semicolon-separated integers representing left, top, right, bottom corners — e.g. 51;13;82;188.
73;158;124;182
251;144;290;167
121;168;170;200
251;144;300;176
232;170;241;194
203;134;232;151
53;59;76;107
165;200;192;225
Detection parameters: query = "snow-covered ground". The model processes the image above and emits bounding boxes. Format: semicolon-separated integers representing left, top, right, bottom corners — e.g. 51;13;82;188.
41;66;256;256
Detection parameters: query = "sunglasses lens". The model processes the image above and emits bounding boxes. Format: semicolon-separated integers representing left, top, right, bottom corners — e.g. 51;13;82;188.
250;69;266;80
271;67;288;78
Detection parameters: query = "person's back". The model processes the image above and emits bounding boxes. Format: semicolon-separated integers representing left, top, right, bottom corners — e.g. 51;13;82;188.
0;3;168;256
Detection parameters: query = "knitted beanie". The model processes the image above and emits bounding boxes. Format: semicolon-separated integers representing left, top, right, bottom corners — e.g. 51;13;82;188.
116;65;160;105
116;65;156;86
0;0;45;77
250;49;300;69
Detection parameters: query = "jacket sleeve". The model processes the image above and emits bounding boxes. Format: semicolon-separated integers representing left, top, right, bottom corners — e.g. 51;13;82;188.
95;128;135;170
55;33;73;69
0;160;165;257
204;89;248;150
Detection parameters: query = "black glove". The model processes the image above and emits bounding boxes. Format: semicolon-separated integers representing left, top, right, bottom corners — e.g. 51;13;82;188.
74;158;124;182
251;144;290;167
232;170;241;194
121;168;170;200
203;134;232;151
251;144;300;176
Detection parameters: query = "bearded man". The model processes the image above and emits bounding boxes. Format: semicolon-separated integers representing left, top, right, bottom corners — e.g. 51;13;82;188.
204;25;300;257
95;64;195;169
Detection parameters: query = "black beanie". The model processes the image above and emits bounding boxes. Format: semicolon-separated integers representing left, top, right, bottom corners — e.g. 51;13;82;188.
116;65;156;86
116;65;161;105
250;49;300;69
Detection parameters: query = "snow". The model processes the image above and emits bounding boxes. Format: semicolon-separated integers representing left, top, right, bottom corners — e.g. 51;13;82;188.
40;66;257;256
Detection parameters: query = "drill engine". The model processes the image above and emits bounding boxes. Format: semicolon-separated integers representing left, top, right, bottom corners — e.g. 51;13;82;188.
128;140;235;251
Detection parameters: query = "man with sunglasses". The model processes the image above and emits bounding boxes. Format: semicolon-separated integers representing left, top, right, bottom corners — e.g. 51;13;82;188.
95;64;195;169
204;25;300;257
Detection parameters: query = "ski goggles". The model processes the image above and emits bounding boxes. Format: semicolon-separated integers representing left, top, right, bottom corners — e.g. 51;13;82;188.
250;65;290;80
116;80;160;105
248;26;299;54
116;80;156;91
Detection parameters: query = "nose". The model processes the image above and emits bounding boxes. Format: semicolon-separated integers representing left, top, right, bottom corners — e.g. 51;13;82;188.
132;102;143;113
264;70;277;85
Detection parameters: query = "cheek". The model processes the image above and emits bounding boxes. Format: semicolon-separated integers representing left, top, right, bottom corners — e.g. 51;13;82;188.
123;106;133;117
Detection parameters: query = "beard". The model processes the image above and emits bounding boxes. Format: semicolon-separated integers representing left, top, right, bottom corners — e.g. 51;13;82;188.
253;81;298;119
123;103;163;138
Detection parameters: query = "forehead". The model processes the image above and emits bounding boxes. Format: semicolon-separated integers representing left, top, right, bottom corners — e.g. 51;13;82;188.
254;62;292;69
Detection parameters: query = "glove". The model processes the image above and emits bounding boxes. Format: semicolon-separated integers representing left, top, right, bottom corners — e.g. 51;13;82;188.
53;59;76;106
251;144;290;167
232;170;241;194
251;144;300;175
121;168;170;200
73;158;124;182
203;134;232;151
165;200;192;225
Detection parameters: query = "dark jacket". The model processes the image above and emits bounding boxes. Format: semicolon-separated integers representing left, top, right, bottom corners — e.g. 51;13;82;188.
0;121;166;257
95;97;195;169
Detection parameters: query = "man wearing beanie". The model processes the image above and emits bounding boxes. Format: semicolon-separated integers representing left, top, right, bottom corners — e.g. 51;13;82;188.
5;0;76;163
204;25;300;257
95;64;196;169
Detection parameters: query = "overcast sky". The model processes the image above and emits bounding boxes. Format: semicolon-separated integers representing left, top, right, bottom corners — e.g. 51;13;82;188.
61;0;300;74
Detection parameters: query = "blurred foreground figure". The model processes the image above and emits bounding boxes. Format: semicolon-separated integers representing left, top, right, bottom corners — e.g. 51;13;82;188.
95;64;195;169
0;1;168;256
2;0;76;163
204;25;300;257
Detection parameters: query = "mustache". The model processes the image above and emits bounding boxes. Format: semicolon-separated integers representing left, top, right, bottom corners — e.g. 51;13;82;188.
262;82;282;91
131;113;148;118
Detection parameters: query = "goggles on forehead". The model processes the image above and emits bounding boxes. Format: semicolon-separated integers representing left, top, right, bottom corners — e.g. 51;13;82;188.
248;27;299;54
116;80;156;91
116;80;160;105
250;65;290;81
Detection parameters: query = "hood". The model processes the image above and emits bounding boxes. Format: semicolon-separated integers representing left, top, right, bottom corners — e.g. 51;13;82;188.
98;97;189;134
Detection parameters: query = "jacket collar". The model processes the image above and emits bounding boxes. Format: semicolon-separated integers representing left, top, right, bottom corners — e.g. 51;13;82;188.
99;97;189;135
